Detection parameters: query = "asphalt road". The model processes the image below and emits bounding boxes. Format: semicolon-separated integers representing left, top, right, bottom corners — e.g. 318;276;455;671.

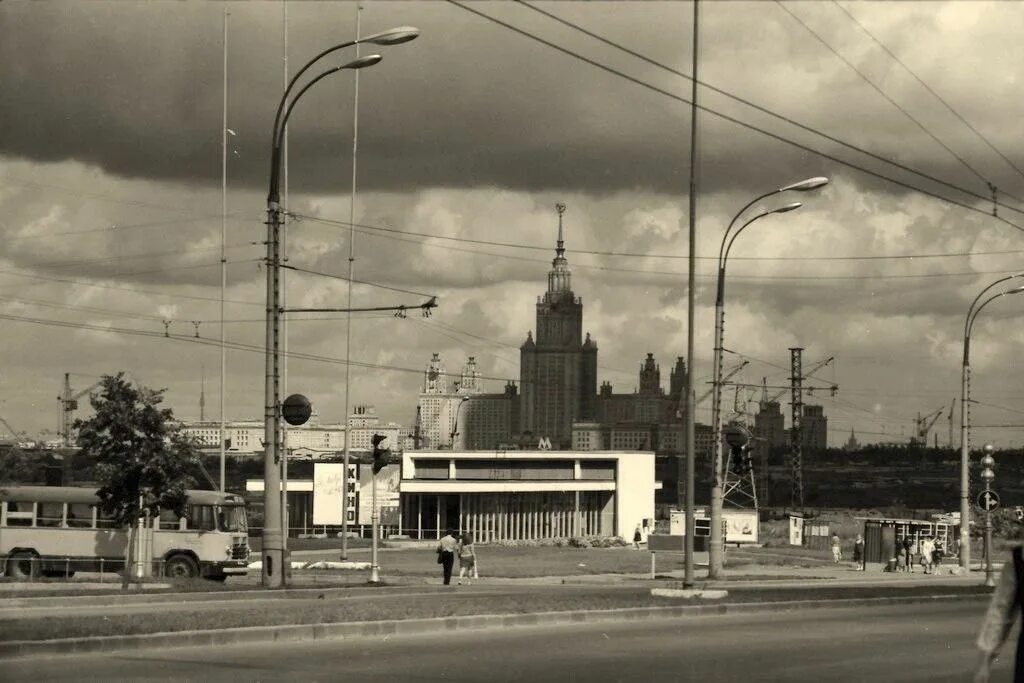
4;600;1014;681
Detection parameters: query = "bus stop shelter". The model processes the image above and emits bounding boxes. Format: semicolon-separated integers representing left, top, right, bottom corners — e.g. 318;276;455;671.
860;517;958;566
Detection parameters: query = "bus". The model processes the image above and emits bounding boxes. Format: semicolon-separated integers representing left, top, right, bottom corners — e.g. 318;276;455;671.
0;486;250;581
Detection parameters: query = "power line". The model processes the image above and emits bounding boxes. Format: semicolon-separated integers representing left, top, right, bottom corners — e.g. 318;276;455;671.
0;260;264;307
295;212;1024;263
297;214;1024;282
775;1;1018;204
446;1;1024;234
3;213;256;245
279;262;436;298
831;0;1024;187
514;0;1024;219
28;242;255;271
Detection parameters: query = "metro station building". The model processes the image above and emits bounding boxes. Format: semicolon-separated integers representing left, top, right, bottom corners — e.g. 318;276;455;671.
398;450;656;541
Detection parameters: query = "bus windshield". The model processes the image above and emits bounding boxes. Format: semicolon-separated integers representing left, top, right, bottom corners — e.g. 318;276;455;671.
218;505;247;533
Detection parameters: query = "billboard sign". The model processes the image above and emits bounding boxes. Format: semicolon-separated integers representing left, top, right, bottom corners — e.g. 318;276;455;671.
313;463;356;526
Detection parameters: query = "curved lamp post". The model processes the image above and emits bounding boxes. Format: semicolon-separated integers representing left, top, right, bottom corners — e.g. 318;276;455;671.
958;283;1024;573
708;176;828;580
262;27;419;589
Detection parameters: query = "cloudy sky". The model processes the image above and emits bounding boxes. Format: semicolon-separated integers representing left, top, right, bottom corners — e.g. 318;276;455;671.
2;0;1024;449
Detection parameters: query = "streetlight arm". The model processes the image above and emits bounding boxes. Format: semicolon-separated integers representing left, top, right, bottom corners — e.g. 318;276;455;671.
719;190;777;268
965;273;1024;340
723;208;782;265
968;289;1023;342
269;26;418;156
268;65;351;202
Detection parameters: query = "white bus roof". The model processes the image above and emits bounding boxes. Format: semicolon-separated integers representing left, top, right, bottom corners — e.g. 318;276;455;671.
0;486;245;506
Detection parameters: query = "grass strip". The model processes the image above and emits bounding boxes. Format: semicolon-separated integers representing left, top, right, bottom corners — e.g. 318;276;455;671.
0;584;990;643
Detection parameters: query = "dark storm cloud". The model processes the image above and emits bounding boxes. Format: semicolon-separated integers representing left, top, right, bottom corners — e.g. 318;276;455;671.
4;1;1021;200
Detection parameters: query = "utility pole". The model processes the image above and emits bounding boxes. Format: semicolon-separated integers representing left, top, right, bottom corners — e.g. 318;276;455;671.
682;0;699;589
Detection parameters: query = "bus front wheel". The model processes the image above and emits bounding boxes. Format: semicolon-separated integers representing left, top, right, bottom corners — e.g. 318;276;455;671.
164;554;199;579
7;551;40;580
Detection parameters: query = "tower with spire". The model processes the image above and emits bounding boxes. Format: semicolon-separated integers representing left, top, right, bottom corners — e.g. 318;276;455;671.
520;204;598;448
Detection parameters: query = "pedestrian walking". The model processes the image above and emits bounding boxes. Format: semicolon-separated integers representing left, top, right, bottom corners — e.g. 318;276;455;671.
852;534;864;569
920;537;936;575
831;533;842;564
457;532;476;585
437;529;458;586
974;546;1024;682
633;524;643;550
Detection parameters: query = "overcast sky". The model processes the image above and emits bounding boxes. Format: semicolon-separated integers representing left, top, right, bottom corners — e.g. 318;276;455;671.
2;0;1024;450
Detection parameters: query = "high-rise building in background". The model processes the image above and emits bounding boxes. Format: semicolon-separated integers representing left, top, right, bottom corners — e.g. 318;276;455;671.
519;206;598;448
754;401;787;451
416;353;463;450
801;404;828;451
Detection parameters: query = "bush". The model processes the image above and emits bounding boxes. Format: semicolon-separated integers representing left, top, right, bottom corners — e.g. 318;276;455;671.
568;536;591;548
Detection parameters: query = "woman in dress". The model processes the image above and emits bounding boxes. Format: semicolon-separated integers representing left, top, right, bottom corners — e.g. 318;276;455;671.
457;532;477;585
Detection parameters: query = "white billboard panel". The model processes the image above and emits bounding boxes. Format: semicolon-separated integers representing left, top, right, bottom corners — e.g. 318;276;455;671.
313;463;346;525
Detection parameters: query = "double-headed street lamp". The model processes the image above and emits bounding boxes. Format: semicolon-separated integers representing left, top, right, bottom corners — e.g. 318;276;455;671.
958;280;1024;573
707;176;828;579
262;26;419;589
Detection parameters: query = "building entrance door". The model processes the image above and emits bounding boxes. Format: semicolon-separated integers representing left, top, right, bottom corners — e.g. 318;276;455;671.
441;494;460;534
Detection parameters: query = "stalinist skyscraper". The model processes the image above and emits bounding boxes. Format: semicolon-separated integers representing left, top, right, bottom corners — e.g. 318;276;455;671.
519;204;598;448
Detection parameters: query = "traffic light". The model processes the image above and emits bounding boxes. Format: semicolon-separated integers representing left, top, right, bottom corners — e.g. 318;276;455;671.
371;433;390;475
723;422;753;476
729;444;753;475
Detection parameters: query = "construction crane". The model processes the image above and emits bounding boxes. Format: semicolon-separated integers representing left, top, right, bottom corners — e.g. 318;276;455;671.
57;373;103;447
911;406;945;447
947;399;956;449
0;415;21;442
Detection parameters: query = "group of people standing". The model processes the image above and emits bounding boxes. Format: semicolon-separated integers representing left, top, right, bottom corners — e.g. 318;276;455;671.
436;530;478;586
894;535;945;574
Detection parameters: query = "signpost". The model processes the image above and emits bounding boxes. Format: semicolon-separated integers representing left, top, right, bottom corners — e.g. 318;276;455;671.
979;444;997;587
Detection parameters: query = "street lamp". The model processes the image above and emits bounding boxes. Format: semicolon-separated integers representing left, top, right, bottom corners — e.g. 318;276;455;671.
262;27;419;589
958;282;1024;573
708;176;828;580
980;443;997;587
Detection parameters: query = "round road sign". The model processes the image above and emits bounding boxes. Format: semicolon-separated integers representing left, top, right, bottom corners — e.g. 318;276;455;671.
977;490;1001;512
282;393;312;426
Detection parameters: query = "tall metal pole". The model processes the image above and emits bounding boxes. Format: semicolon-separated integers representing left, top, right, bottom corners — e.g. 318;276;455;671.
708;262;725;578
280;0;290;556
959;284;1024;571
682;0;699;589
960;352;971;570
341;2;361;562
219;7;228;492
263;193;284;589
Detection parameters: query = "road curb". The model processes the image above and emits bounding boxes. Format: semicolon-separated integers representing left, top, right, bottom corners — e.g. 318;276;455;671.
0;592;987;660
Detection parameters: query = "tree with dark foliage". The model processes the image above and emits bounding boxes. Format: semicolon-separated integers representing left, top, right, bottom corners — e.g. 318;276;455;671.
75;373;199;585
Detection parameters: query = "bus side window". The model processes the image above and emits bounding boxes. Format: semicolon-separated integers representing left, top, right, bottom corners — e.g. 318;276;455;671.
37;502;63;528
4;501;34;527
187;505;216;532
158;507;182;531
94;506;118;529
67;503;93;528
